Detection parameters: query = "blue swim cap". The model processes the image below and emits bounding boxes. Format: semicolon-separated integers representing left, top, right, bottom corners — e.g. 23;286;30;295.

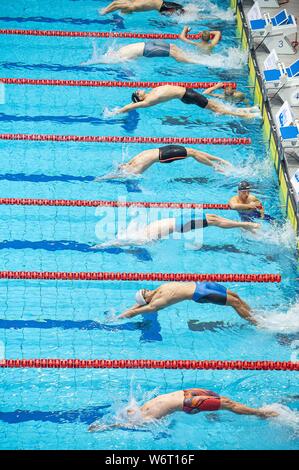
238;181;251;191
131;92;141;103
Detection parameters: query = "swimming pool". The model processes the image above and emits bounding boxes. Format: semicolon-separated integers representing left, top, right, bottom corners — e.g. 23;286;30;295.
0;0;298;451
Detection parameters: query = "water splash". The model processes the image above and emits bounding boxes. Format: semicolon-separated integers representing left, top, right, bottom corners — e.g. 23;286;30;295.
103;106;120;118
82;39;125;65
185;47;248;69
261;404;299;433
254;301;299;333
176;1;235;23
252;220;297;250
220;153;273;179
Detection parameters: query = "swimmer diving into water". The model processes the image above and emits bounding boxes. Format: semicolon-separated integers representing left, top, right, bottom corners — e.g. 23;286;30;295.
89;387;278;431
113;85;260;119
100;0;185;16
229;181;274;222
118;281;257;324
85;27;221;65
95;145;232;180
92;212;259;248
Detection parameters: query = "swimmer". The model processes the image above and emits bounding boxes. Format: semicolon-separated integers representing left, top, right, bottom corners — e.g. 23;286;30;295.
92;213;259;248
203;82;247;103
95;145;232;180
89;387;278;431
229;181;274;222
117;281;257;324
114;85;260;119
179;26;221;54
100;0;185;16
84;40;216;65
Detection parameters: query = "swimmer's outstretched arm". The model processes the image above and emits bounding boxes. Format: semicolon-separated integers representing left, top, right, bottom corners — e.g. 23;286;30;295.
89;421;135;432
203;83;224;96
209;31;222;48
116;101;151;114
118;303;157;319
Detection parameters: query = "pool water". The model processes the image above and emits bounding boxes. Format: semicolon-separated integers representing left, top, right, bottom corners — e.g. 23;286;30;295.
0;0;298;451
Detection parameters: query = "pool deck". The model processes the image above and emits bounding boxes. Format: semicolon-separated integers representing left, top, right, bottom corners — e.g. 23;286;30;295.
242;0;299;179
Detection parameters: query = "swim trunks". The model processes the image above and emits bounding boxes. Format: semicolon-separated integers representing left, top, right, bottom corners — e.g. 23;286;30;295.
159;1;185;15
183;388;221;414
159;145;187;163
175;213;208;233
143;41;170;58
192;281;227;305
181;88;209;109
239;211;274;223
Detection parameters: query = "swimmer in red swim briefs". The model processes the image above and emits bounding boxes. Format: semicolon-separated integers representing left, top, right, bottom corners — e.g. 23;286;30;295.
88;388;278;431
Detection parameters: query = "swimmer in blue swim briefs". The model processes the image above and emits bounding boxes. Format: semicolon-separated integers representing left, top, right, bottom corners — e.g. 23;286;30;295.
95;145;232;180
117;281;257;325
229;181;274;222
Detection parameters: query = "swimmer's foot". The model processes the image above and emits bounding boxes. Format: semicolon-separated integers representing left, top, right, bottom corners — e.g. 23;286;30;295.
258;409;279;419
242;222;260;232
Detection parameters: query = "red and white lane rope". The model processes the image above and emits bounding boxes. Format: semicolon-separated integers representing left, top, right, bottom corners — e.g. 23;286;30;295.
0;359;297;370
0;78;236;89
0;29;216;40
0;197;231;210
0;133;251;145
0;271;281;282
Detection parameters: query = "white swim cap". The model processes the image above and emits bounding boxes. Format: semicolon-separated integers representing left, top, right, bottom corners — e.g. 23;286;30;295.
135;289;147;306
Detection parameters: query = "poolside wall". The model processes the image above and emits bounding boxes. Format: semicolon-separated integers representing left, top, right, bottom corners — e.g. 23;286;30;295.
230;0;299;249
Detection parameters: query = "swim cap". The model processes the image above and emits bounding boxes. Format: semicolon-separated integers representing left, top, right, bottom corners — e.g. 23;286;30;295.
131;92;141;103
135;289;147;306
238;181;251;191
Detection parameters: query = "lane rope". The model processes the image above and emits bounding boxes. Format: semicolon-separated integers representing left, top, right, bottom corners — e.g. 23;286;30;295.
0;359;297;370
0;271;281;282
0;133;251;145
0;29;215;40
0;198;231;210
0;78;236;89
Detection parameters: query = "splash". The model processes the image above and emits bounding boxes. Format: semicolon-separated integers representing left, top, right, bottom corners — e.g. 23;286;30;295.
103;106;121;118
220;152;273;179
252;220;297;250
254;301;299;333
176;1;235;23
185;47;248;69
81;39;125;65
261;404;299;433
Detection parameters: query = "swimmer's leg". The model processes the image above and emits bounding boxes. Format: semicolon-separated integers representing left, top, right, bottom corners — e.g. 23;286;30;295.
100;1;132;15
226;290;257;325
169;45;196;64
206;214;260;232
220;397;278;418
206;100;258;119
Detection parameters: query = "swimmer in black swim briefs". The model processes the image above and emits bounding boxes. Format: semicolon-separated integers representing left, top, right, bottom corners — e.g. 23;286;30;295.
100;0;184;16
95;145;232;180
114;85;260;119
117;281;257;325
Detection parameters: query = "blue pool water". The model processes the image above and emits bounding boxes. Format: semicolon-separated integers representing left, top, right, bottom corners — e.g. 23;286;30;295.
0;0;298;450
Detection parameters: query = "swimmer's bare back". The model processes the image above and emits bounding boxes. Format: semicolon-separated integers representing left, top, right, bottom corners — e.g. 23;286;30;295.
101;0;163;15
140;391;184;419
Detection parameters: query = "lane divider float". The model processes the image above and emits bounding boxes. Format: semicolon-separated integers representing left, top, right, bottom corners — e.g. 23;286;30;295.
0;133;251;145
0;271;281;282
0;359;296;370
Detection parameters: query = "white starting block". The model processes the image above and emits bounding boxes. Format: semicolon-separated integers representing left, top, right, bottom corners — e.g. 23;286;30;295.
247;3;297;54
263;50;299;106
257;0;289;8
275;100;299;148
